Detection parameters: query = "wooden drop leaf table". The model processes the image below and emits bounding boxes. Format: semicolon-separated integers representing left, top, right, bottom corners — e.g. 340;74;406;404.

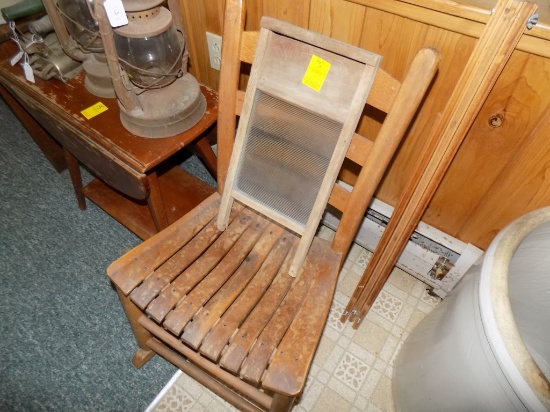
0;39;217;240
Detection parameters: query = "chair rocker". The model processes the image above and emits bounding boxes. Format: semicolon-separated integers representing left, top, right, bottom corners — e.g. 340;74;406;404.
107;1;440;411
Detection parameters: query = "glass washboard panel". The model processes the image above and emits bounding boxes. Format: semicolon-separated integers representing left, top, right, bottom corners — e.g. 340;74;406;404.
234;89;343;230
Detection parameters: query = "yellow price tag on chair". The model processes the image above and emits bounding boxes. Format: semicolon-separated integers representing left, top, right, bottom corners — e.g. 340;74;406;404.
302;55;331;92
81;102;109;120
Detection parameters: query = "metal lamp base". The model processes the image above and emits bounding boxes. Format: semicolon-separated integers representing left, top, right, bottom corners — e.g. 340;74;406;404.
83;54;116;98
119;73;206;139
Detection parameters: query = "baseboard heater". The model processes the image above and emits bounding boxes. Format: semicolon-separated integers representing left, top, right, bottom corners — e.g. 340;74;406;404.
322;185;483;298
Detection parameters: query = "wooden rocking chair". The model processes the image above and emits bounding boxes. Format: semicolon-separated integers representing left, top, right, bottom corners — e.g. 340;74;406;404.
107;1;440;410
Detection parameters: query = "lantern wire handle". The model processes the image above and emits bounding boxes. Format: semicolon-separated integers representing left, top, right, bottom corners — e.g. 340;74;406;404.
95;0;142;112
41;0;87;61
55;4;101;52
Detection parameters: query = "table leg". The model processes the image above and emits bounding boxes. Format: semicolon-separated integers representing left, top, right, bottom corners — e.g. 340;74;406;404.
64;149;87;210
193;137;218;178
146;171;169;232
0;83;67;173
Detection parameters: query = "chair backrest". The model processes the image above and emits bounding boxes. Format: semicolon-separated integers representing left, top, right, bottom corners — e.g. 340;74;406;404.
217;0;440;267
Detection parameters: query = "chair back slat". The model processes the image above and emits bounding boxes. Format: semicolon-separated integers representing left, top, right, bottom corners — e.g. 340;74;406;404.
328;184;351;213
234;90;245;116
240;31;259;64
368;70;401;113
346;134;373;167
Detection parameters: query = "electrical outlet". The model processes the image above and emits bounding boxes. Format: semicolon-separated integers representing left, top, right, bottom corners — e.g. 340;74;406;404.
206;32;222;70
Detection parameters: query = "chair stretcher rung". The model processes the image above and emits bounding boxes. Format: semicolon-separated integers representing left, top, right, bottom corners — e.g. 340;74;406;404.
139;318;272;410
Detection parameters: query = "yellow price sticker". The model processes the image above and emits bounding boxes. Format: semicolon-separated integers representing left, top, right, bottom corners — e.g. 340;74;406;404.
302;55;331;92
81;102;108;120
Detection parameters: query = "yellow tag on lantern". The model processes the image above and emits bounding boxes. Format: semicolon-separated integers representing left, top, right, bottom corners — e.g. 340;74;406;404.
81;102;109;120
302;55;331;92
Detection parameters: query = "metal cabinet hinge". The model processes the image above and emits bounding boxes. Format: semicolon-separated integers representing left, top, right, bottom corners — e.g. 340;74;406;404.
429;256;454;280
526;14;539;30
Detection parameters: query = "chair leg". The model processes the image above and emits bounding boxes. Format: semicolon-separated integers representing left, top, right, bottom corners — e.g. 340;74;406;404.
270;394;295;412
115;288;156;368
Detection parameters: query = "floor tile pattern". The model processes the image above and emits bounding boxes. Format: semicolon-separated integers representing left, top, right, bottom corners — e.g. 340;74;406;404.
150;226;441;411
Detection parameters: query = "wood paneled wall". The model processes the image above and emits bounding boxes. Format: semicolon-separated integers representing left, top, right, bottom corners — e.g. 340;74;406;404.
179;0;550;250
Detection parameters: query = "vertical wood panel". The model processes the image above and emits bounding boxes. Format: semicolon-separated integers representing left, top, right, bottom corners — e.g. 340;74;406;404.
377;31;474;203
262;0;311;28
243;0;262;30
209;0;226;31
425;51;550;245
180;0;209;84
308;0;332;36
180;0;228;90
457;104;550;247
309;0;366;44
355;7;475;207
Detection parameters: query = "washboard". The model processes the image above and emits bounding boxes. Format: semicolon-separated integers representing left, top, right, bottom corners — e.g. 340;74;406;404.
217;17;381;276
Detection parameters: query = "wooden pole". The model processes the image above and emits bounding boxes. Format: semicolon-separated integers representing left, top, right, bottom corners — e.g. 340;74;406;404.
216;0;246;192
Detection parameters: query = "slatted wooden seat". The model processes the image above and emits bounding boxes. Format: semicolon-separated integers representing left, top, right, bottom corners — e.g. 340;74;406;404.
106;1;440;410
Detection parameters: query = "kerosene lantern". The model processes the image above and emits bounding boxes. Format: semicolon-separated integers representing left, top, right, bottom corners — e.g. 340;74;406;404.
94;0;206;138
42;0;114;97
